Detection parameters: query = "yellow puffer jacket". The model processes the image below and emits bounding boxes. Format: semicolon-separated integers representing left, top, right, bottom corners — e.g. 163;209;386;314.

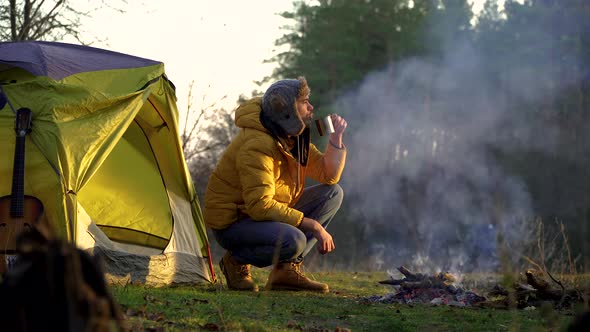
204;97;346;230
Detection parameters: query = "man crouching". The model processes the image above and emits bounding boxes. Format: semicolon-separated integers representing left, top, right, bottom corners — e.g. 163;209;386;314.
204;76;347;292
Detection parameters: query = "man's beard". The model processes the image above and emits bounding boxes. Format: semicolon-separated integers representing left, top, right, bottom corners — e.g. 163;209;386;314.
302;115;313;127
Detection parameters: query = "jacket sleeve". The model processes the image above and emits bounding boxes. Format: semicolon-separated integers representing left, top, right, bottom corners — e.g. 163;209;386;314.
306;142;347;184
236;137;304;226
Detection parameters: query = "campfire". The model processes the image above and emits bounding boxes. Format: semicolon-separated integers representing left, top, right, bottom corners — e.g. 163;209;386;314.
366;266;486;307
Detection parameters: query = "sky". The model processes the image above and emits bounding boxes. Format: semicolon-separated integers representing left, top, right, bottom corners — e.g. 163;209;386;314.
70;0;492;127
69;0;294;122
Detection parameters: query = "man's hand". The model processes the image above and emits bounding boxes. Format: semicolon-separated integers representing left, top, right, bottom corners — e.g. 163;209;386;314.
314;226;335;254
329;114;347;148
299;217;335;255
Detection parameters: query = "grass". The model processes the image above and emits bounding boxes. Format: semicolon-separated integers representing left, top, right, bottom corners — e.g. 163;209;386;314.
110;269;586;331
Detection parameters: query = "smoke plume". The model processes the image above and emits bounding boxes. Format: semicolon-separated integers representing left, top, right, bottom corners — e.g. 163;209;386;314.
334;32;582;273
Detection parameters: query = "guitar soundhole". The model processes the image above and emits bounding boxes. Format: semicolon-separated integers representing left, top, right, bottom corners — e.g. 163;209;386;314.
24;223;32;230
0;223;6;228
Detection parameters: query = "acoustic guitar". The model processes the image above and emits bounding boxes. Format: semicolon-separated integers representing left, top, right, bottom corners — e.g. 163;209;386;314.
0;108;44;274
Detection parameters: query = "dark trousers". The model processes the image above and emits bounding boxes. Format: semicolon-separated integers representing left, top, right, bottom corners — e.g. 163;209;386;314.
212;184;344;267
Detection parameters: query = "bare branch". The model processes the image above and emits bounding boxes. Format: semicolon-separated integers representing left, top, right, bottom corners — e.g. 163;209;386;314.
522;255;542;271
182;81;208;151
26;0;66;40
181;81;229;155
28;0;47;24
531;221;566;295
182;80;195;147
17;0;32;40
558;221;576;275
1;0;126;42
9;0;17;40
184;143;227;161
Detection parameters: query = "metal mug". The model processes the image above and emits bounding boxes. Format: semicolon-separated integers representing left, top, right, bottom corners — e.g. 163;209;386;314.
315;115;335;136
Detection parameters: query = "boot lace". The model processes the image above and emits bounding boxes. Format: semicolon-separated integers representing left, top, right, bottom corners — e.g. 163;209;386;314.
291;262;306;279
238;264;252;278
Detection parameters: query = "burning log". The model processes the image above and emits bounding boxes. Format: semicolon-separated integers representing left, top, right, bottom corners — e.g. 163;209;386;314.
379;266;457;289
397;266;425;280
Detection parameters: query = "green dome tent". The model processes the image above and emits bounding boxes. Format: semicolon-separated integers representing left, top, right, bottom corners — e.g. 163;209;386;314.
0;41;214;286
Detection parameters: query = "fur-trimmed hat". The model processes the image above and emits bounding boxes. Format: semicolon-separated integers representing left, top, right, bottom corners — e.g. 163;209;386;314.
261;77;308;137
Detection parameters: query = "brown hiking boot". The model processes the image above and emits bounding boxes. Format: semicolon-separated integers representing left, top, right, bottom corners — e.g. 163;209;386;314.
265;261;329;293
219;252;258;291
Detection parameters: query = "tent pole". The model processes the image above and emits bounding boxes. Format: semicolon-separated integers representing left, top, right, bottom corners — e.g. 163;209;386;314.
206;243;217;283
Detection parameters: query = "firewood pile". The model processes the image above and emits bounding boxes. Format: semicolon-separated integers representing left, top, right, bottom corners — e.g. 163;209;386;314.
365;266;486;307
365;266;588;310
482;269;587;310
